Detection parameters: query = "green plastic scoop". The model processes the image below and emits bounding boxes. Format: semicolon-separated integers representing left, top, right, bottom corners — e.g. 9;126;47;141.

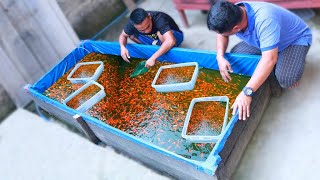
130;61;149;78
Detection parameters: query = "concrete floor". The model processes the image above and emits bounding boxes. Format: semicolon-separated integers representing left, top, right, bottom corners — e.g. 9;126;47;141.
1;0;319;179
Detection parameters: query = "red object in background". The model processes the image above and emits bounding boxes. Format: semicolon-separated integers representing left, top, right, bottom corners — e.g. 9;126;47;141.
173;0;320;27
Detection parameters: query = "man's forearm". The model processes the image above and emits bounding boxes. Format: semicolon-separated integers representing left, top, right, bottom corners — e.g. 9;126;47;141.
150;39;175;60
119;33;127;48
246;50;278;91
216;34;229;58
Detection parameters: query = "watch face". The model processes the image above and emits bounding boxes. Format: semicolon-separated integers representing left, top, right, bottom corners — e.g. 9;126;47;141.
246;88;253;95
243;87;253;96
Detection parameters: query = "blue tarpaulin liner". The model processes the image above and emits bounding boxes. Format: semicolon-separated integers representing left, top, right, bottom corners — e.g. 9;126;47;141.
25;40;261;176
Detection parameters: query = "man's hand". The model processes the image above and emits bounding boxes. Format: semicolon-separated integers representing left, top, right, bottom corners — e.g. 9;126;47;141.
231;92;252;120
145;58;156;68
144;31;175;68
217;55;233;82
120;46;130;63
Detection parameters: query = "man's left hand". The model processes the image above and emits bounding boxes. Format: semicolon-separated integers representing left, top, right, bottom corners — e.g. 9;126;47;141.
145;58;156;68
231;92;252;120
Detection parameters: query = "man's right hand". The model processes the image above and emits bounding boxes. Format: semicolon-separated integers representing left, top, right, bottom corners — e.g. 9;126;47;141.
120;46;130;63
217;55;233;83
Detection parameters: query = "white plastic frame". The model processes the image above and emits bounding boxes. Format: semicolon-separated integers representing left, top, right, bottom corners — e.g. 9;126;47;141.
63;80;106;112
151;62;199;92
67;61;104;84
181;96;229;143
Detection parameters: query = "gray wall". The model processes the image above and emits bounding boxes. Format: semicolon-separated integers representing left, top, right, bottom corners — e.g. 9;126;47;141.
57;0;126;39
0;0;126;117
0;0;79;110
0;84;16;123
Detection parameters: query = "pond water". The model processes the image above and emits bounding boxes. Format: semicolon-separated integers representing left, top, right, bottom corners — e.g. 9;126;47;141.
44;53;250;161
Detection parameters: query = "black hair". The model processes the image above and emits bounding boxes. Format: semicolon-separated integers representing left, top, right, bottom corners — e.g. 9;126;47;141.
130;8;148;24
207;0;243;34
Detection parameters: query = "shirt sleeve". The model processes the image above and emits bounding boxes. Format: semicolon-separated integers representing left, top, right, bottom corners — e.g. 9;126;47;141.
257;18;280;51
154;15;172;35
123;22;137;36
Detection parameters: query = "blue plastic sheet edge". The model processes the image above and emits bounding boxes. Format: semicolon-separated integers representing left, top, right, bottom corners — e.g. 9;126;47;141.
199;112;240;174
32;40;261;93
26;40;261;176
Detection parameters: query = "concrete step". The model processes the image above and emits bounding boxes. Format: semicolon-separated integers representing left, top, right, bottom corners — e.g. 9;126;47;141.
0;108;168;180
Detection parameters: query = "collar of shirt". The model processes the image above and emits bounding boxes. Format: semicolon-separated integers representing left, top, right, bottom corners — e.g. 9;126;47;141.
236;2;255;36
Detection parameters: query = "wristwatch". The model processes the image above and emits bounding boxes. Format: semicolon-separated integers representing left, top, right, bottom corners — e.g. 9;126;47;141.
242;87;254;97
